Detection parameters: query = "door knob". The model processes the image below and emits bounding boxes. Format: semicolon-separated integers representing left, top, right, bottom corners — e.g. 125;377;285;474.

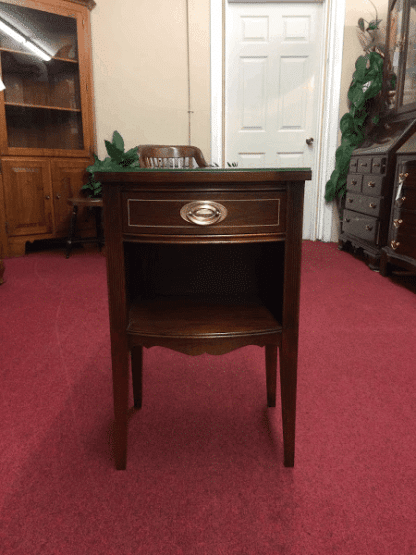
306;137;314;146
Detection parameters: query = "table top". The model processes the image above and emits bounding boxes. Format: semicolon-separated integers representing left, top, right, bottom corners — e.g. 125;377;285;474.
96;167;312;184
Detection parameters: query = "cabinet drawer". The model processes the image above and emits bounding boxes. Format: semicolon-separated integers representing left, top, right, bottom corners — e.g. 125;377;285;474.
390;224;416;259
362;175;384;197
345;192;383;217
358;157;372;173
346;174;363;192
393;184;416;211
122;191;287;237
371;157;386;174
343;209;379;244
349;158;358;173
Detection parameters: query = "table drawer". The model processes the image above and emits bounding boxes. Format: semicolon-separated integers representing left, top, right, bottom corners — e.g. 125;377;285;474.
345;192;383;217
122;191;287;237
343;209;379;244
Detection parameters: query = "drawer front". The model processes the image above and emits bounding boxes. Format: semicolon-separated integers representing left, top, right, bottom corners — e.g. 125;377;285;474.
362;175;384;197
371;157;386;174
122;191;287;237
393;184;416;211
358;157;372;174
346;173;363;193
390;218;416;259
343;209;379;244
349;158;358;173
345;192;383;217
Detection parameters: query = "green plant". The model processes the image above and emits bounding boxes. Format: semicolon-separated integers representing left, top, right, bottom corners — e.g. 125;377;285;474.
325;10;385;206
81;131;140;197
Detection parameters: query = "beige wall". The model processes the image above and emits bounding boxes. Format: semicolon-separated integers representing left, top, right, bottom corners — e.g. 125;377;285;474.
90;0;211;160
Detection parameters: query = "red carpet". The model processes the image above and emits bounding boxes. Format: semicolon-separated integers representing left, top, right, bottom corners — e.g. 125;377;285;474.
0;241;415;554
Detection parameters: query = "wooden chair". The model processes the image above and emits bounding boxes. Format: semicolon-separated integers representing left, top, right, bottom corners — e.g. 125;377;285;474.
138;145;208;168
65;196;104;258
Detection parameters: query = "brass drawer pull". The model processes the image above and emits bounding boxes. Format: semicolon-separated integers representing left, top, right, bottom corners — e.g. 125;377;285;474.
393;219;403;228
367;181;376;188
391;240;400;250
360;162;368;167
365;225;373;231
373;162;381;167
399;172;409;182
351;179;358;185
348;198;354;203
369;203;377;209
180;201;227;226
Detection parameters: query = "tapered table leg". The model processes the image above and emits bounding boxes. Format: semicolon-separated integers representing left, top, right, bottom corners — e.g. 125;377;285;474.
279;335;297;467
131;345;143;409
111;334;130;470
265;345;277;407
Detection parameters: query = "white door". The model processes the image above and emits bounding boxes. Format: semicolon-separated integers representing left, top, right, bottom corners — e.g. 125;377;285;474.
225;2;324;238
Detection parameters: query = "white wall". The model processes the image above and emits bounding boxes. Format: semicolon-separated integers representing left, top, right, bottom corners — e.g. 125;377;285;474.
90;0;211;159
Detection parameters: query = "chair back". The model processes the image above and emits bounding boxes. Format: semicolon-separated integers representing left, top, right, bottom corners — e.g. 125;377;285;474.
138;145;208;168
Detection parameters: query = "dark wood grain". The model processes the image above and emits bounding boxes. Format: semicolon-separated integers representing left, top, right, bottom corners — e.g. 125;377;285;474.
100;168;309;469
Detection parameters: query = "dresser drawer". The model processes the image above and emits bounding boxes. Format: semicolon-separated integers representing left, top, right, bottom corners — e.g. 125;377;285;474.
357;157;372;173
390;222;416;259
343;209;379;244
345;192;383;217
346;174;363;193
362;175;385;197
122;191;287;237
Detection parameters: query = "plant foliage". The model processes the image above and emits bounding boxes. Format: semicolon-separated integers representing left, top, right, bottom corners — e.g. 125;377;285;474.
324;51;384;202
82;131;140;198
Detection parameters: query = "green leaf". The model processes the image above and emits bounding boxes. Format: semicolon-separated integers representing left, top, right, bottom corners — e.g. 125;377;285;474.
105;140;123;162
112;130;124;152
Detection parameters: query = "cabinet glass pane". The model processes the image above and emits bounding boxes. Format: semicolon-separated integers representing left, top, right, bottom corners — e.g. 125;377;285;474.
403;4;416;107
0;1;84;150
386;0;405;110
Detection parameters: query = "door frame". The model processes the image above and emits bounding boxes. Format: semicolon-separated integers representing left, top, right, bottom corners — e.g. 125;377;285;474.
210;0;346;241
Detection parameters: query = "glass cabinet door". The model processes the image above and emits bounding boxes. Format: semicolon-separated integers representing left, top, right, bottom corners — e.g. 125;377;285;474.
0;1;84;150
402;1;416;108
386;0;406;111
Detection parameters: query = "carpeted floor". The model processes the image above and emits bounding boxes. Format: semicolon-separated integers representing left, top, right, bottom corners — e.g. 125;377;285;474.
0;240;415;554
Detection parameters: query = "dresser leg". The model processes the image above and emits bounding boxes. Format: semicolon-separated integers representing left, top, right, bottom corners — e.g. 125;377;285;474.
131;345;143;409
111;334;130;470
279;336;297;467
265;345;277;407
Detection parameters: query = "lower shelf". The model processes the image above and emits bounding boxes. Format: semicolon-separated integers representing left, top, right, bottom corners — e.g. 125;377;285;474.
127;295;282;339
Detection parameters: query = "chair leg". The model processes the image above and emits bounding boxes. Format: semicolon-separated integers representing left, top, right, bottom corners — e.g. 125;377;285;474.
265;345;277;407
66;205;78;259
131;345;143;409
279;336;297;467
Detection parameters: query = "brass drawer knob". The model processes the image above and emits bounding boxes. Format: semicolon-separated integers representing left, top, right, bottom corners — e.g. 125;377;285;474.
351;179;357;185
365;224;373;231
369;203;377;209
399;172;409;182
391;240;400;250
393;219;403;228
348;198;354;203
367;181;376;188
180;201;227;226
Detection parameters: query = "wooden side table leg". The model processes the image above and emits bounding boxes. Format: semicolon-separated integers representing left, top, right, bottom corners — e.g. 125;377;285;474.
265;345;277;407
131;345;143;409
66;204;78;259
279;335;297;467
111;334;130;470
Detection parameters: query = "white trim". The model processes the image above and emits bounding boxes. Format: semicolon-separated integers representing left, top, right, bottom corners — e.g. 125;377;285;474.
210;0;346;242
210;0;224;166
315;0;346;241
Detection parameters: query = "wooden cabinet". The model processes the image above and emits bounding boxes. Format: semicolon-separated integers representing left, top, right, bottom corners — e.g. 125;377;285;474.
339;119;416;270
380;134;416;275
0;0;96;256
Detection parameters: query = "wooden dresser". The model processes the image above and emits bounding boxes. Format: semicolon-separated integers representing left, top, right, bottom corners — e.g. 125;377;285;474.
339;118;416;270
97;168;310;470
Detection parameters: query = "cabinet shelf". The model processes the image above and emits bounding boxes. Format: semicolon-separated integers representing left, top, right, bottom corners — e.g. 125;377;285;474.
0;46;78;63
127;295;282;339
5;102;81;112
